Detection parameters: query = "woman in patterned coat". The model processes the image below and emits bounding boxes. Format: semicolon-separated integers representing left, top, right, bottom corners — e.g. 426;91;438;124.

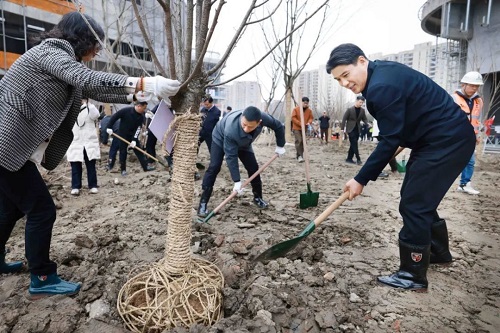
0;11;180;298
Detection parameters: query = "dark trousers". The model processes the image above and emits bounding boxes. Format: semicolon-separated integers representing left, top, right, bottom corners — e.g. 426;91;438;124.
0;162;57;275
398;122;475;246
202;143;261;193
320;128;329;143
70;149;97;189
108;137;120;168
198;134;213;154
118;141;148;171
145;133;158;164
347;129;361;161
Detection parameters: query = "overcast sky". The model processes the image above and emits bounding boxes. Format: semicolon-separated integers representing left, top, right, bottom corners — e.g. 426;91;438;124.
211;0;436;90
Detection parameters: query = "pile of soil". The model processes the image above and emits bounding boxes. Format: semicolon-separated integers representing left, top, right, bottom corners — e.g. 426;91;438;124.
1;134;498;333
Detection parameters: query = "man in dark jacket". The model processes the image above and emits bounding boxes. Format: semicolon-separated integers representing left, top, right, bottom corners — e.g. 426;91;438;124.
341;95;368;165
326;43;475;292
106;101;155;176
198;96;221;153
318;111;331;144
197;106;286;217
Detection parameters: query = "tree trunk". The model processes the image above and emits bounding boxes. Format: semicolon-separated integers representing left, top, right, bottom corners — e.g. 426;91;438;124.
285;87;293;143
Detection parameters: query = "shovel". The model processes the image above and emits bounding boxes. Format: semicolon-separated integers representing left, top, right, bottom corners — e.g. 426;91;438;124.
254;192;350;262
298;96;319;209
111;132;168;168
198;154;279;224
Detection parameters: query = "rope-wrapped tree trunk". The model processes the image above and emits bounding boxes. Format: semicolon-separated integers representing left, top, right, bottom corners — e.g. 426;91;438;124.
117;112;224;333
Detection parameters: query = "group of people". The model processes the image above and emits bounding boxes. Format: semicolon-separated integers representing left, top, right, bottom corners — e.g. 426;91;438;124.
0;10;486;302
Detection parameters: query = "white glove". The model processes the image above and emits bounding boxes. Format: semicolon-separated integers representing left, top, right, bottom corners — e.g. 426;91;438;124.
275;146;286;157
143;76;181;100
145;110;154;119
106;128;113;135
233;181;244;196
141;131;148;137
129;141;137;149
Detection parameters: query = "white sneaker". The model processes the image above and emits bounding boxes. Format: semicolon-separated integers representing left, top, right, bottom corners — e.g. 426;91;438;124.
297;156;304;163
457;182;479;195
89;188;98;194
70;189;80;196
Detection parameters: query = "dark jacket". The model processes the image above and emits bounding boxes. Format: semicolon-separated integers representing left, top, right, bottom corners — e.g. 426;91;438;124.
355;60;473;185
341;106;367;133
199;105;221;138
107;106;145;141
212;110;285;182
0;39;130;171
319;115;330;129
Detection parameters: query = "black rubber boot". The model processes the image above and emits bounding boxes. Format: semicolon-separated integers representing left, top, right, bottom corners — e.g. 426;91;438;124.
197;186;213;218
252;182;269;209
377;240;430;292
430;219;453;264
0;251;23;274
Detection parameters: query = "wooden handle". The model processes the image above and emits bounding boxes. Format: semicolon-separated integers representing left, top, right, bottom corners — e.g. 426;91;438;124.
212;154;279;213
298;93;311;183
313;192;350;227
111;132;166;167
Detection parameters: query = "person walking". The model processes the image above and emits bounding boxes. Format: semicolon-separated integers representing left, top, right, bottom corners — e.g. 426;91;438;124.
291;97;313;162
67;100;101;195
341;96;367;165
198;96;221;153
326;43;475;291
452;71;484;195
106;101;156;176
197;106;286;217
318;111;331;144
0;11;180;297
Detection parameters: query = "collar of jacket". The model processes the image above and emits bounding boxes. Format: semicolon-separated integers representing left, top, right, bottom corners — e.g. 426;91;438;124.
455;89;480;101
42;38;77;60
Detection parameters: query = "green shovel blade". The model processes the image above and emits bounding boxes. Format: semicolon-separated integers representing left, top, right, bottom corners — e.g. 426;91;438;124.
299;183;319;209
254;221;316;262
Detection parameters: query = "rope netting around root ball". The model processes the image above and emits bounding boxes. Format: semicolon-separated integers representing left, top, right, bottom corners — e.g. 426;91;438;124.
116;113;224;333
117;257;224;333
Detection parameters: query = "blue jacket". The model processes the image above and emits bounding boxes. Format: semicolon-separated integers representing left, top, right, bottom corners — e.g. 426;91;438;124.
356;60;472;185
212;110;285;182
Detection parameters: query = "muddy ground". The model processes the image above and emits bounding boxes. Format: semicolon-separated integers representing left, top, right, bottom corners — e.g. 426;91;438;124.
0;133;499;333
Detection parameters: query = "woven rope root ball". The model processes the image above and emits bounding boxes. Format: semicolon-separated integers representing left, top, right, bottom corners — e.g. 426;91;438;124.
117;257;224;333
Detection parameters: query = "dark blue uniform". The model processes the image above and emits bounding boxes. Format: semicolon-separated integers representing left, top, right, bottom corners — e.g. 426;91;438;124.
198;105;221;153
358;60;475;245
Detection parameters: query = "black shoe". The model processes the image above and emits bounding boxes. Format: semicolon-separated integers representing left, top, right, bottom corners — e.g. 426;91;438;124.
144;165;156;172
197;202;209;217
379;171;389;178
430;219;453;264
253;197;269;209
356;160;363;165
194;171;201;181
345;159;356;164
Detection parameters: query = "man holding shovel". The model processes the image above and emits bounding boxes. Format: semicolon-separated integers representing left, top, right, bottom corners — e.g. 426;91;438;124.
326;43;475;292
106;101;156;176
197;106;286;217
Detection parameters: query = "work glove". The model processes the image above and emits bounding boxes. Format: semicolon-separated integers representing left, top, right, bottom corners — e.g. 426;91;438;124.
129;141;137;149
141;131;148;137
135;91;158;104
275;146;286;157
233;181;244;196
106;128;113;135
145;110;155;119
143;76;181;100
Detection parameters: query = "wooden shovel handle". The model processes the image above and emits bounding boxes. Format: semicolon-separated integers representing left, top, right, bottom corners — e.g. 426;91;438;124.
111;132;166;167
298;93;311;183
313;192;350;227
212;154;279;213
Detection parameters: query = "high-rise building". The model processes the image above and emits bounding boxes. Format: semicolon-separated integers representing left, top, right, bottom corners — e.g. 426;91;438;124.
226;81;262;112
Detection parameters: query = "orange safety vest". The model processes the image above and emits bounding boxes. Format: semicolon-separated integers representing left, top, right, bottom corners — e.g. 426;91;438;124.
453;92;483;135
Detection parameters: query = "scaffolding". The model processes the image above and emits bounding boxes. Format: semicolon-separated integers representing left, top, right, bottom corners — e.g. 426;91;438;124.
444;38;467;93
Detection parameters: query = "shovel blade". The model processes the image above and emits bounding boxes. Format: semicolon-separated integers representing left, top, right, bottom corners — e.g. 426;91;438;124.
255;221;316;262
299;191;319;209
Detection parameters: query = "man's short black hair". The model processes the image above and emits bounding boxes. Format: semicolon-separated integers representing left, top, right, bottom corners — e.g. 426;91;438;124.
326;43;367;74
242;106;262;122
227;106;232;111
356;96;365;101
302;97;310;102
203;96;213;103
136;101;148;106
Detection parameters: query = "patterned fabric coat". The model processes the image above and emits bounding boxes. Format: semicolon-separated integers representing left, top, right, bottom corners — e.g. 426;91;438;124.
0;38;130;171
